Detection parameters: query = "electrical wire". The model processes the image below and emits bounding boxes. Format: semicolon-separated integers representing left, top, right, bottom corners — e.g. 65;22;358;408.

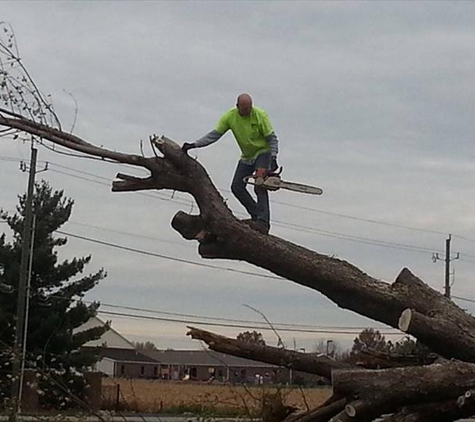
43;165;454;256
55;229;283;281
94;301;384;330
97;309;403;336
1;153;470;241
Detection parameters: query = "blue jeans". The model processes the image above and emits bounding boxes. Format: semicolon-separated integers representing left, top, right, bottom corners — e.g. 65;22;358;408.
230;152;271;223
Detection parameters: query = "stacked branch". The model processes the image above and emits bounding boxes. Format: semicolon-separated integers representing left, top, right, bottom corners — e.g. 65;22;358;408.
189;326;475;421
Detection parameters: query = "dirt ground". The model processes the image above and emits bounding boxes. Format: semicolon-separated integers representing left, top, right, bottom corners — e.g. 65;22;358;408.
102;378;332;414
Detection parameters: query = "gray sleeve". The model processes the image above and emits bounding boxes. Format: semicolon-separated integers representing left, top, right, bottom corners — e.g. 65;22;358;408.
195;130;223;148
265;132;279;157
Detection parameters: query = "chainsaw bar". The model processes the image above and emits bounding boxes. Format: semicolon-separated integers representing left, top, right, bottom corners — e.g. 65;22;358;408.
276;180;323;195
244;176;323;196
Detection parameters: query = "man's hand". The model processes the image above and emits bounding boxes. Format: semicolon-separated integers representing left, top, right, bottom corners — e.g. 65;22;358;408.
255;168;267;179
182;142;196;153
270;157;279;172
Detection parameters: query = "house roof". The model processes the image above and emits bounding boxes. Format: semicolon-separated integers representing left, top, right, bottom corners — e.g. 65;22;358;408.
97;347;158;364
143;349;279;368
75;316;135;350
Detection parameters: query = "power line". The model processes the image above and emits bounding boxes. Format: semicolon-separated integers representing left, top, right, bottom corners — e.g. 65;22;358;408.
68;221;187;248
90;300;391;331
273;219;444;254
0;154;195;207
97;309;403;336
47;166;194;207
453;234;475;244
273;199;450;236
44;164;451;255
43;291;401;333
2;153;470;242
55;229;283;281
2;154;474;259
452;295;475;304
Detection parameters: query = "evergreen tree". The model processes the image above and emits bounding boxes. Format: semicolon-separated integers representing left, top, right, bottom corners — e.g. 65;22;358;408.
350;328;391;356
134;341;158;351
0;180;107;409
236;330;266;346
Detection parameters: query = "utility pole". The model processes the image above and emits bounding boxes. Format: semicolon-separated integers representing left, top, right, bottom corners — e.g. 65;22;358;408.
432;234;459;298
11;145;37;415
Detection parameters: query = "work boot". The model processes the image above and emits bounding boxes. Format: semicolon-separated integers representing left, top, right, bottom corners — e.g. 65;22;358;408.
242;218;270;235
255;219;270;234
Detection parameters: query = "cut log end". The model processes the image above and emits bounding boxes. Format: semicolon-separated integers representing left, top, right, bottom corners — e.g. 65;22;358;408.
345;404;357;417
399;308;412;332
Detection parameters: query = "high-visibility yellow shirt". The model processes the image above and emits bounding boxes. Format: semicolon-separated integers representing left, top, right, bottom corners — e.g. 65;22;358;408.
215;107;274;161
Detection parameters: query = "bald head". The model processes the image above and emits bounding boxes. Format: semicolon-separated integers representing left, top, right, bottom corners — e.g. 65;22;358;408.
236;93;253;117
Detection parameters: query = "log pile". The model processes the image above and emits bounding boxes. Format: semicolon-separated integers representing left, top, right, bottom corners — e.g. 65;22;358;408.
188;327;475;421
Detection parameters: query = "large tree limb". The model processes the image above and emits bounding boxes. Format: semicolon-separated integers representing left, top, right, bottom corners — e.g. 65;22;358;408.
331;361;475;418
380;390;475;421
285;397;347;422
186;326;351;379
354;348;438;369
3;115;475;365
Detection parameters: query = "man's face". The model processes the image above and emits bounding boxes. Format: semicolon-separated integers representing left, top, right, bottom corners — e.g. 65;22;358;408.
237;101;252;117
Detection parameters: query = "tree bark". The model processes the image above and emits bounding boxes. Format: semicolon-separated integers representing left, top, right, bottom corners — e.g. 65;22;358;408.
2;115;475;363
187;326;351;379
332;361;475;417
354;348;438;369
380;392;475;421
285;398;347;422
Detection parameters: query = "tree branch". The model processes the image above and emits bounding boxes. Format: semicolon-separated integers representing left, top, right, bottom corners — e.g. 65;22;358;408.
187;326;350;379
4;109;475;365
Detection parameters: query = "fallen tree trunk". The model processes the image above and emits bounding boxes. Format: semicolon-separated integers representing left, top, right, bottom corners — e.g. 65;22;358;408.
188;326;475;421
285;397;347;422
332;361;475;419
187;326;351;379
2;111;475;362
354;348;438;369
380;390;475;421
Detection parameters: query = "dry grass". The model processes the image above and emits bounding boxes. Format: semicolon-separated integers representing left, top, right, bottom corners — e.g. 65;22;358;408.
102;378;332;414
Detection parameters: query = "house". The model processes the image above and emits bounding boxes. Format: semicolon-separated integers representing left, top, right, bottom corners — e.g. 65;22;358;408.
142;349;290;384
76;316;159;378
77;317;324;385
79;315;135;349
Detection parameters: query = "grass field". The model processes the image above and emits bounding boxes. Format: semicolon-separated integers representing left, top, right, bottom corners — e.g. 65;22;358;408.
102;378;332;415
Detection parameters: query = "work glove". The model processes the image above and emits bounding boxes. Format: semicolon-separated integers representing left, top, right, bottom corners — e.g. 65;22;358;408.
255;168;267;179
182;142;196;153
270;157;279;172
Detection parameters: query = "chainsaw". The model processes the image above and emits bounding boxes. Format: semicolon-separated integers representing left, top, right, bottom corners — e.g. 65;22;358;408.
243;168;323;196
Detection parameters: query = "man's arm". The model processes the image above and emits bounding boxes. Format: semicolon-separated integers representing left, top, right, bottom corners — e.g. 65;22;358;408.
195;130;223;148
259;109;279;167
265;131;279;158
182;130;223;153
183;111;230;153
265;132;279;171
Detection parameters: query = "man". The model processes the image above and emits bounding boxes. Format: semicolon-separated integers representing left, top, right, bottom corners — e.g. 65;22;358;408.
182;93;279;234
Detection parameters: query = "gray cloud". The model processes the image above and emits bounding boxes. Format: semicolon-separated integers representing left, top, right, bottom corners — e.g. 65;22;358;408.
1;1;474;350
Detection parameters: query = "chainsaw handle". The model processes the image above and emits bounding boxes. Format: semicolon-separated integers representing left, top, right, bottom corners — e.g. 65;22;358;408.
268;166;283;176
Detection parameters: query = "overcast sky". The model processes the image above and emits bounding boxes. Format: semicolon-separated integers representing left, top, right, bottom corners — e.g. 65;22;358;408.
1;1;474;352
